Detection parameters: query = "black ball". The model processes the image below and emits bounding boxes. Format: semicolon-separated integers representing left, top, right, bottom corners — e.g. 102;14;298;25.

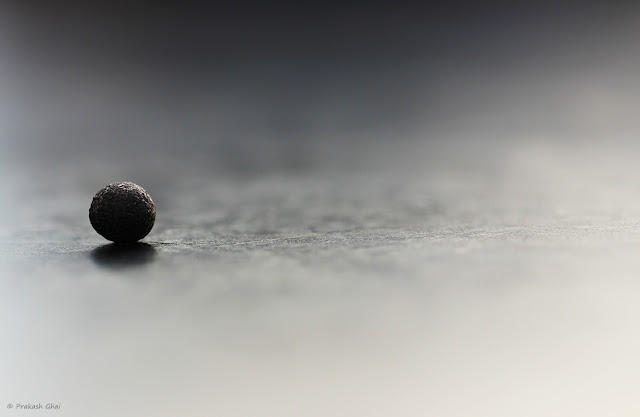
89;182;156;243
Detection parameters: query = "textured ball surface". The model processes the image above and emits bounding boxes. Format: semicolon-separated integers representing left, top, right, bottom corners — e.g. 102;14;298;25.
89;182;155;243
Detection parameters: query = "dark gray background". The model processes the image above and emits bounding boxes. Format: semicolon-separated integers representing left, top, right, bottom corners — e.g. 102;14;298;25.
3;3;640;416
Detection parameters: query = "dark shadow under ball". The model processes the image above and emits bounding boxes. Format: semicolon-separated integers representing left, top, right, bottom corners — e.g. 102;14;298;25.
90;242;157;269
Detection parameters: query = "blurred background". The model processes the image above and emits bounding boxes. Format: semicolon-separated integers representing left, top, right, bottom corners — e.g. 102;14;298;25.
4;2;640;417
2;2;640;175
3;2;640;227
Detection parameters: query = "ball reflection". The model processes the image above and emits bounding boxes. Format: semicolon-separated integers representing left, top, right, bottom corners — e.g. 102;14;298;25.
90;243;157;269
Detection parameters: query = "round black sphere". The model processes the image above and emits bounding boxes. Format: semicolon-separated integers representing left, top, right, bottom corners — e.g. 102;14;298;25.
89;182;156;243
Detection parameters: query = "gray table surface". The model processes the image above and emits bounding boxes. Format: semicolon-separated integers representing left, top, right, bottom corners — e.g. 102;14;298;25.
3;136;640;416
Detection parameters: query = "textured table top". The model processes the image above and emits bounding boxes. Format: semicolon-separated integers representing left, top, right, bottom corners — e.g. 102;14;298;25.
3;136;640;417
